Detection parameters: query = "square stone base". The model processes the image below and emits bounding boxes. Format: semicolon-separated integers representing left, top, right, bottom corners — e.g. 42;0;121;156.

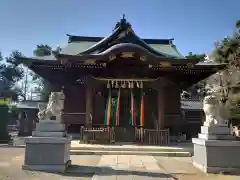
192;138;240;174
22;160;71;173
22;136;71;173
201;125;230;135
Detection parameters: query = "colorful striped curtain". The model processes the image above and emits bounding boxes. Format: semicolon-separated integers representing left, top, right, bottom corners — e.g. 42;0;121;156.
129;91;137;126
115;89;121;126
104;88;121;127
104;88;112;126
140;89;145;127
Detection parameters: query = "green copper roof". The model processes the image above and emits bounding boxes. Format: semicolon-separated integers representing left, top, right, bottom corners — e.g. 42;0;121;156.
60;40;185;59
149;44;185;59
61;41;96;55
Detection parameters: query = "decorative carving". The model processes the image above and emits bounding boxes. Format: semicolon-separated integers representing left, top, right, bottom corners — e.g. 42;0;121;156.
108;55;116;61
85;59;96;64
187;63;194;68
38;92;65;121
140;56;146;61
160;62;171;67
203;95;225;126
121;52;134;58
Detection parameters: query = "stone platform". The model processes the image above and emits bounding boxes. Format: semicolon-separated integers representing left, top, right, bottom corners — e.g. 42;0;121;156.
22;120;71;173
192;124;240;174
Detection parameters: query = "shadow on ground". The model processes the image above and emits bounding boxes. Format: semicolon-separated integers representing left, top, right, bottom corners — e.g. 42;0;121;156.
31;165;177;179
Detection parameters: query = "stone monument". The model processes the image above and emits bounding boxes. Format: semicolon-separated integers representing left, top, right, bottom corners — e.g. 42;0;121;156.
192;95;240;173
22;91;71;173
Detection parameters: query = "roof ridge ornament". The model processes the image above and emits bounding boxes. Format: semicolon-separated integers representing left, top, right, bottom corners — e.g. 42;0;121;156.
114;14;131;30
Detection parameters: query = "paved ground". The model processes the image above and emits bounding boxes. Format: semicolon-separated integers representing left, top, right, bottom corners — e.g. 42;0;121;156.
0;145;240;180
0;145;100;180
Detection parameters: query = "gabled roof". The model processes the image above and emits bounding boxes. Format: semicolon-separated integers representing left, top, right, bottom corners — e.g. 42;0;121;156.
58;16;186;59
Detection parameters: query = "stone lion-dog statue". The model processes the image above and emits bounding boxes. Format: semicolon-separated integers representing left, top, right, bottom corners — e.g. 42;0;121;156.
203;95;225;126
38;91;65;121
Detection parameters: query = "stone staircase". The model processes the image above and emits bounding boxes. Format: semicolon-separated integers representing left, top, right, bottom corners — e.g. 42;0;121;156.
8;137;193;157
70;141;193;157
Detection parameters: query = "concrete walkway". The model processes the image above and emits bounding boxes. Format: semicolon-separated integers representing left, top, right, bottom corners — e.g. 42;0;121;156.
1;146;239;180
92;155;173;180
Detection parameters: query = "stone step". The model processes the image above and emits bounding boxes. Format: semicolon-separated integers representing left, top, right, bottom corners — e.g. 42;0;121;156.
70;150;192;157
71;144;191;152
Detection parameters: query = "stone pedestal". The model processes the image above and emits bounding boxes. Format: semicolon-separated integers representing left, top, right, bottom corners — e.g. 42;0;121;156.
22;120;71;173
192;124;240;173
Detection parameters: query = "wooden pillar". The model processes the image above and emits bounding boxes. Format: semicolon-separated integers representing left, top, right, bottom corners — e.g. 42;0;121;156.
85;85;93;127
157;87;165;129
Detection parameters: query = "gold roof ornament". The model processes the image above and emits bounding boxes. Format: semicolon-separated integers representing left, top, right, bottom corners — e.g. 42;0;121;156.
127;27;132;34
85;59;96;64
160;62;171;67
121;52;134;58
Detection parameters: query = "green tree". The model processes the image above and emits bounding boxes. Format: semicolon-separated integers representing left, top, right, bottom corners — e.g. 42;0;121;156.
31;44;54;101
33;44;52;57
186;52;206;60
185;52;207;99
0;50;25;101
0;51;3;61
211;37;240;68
207;33;240;123
228;90;240;126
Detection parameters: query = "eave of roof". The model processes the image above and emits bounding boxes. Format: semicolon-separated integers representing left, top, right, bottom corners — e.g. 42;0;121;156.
67;34;174;45
55;43;196;64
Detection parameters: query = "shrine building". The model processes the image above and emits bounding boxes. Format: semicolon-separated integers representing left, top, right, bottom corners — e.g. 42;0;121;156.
18;17;225;143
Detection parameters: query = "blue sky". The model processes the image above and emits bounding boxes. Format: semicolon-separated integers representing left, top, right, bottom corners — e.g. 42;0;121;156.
0;0;239;58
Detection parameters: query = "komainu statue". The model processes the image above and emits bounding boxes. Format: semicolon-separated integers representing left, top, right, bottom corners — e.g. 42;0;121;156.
38;91;65;121
203;95;225;126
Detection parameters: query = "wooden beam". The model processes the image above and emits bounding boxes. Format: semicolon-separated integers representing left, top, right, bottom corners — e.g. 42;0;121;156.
157;87;165;129
85;85;93;127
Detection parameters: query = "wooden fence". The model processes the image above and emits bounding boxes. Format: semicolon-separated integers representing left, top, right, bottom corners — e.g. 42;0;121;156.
80;126;169;145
